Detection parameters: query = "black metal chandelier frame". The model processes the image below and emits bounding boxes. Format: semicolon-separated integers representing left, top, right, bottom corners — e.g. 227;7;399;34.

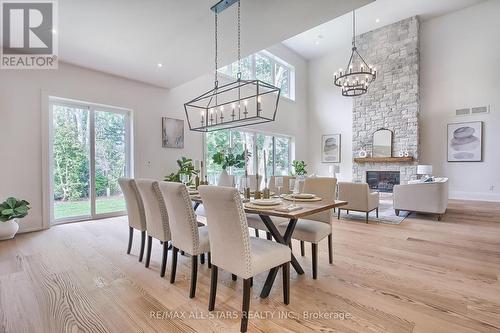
333;10;376;97
184;0;281;132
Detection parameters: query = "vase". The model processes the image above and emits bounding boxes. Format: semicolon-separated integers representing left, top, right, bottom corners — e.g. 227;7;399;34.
0;219;19;240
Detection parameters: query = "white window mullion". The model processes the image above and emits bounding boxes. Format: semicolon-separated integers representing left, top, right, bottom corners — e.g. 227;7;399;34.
89;108;96;219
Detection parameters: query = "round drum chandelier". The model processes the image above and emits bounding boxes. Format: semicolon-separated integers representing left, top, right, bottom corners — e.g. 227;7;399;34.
334;10;376;97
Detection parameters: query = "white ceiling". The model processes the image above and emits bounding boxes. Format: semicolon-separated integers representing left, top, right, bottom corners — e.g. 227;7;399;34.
56;0;372;88
283;0;486;60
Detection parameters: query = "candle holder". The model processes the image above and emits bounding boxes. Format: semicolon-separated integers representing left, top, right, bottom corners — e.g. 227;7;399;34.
262;188;270;199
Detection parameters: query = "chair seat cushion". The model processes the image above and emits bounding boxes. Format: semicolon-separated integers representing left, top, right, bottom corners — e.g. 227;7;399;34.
246;214;288;232
277;219;331;243
248;237;291;278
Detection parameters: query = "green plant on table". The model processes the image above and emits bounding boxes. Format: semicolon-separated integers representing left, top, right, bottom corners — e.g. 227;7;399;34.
212;151;246;170
165;157;199;183
291;160;307;176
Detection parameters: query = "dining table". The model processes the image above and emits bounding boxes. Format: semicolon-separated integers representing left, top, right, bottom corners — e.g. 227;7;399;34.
190;193;348;299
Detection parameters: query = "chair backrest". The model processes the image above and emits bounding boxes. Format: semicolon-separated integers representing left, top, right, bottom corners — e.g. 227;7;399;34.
269;175;295;194
218;172;235;187
338;182;369;210
118;178;146;231
198;185;252;277
302;177;337;223
158;181;199;254
135;179;170;241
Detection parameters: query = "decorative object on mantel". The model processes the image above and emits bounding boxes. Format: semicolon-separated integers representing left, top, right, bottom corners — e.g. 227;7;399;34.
321;134;341;163
447;121;483;162
354;156;414;163
184;0;280;132
162;117;184;148
0;197;30;240
372;128;393;158
358;147;368;158
333;10;376;97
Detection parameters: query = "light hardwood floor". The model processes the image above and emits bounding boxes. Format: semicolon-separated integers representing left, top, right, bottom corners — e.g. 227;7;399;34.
1;200;499;332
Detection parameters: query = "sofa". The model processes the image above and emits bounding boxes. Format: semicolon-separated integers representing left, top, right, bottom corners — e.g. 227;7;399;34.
393;178;449;221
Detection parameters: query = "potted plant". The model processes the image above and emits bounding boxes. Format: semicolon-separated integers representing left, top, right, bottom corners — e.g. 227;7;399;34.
0;197;30;240
212;151;246;178
165;157;199;184
291;160;308;177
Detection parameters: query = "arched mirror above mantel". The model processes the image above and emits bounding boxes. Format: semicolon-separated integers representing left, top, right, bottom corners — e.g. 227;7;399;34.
372;129;393;157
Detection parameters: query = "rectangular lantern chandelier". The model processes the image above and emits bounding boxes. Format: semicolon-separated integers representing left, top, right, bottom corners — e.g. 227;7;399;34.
184;0;281;132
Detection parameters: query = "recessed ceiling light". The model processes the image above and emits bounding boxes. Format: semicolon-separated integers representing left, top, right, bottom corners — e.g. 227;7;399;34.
314;40;320;45
375;18;380;23
157;63;163;68
51;28;57;34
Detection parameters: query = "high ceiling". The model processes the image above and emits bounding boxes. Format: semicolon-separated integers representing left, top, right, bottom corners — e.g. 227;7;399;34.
56;0;372;88
283;0;486;60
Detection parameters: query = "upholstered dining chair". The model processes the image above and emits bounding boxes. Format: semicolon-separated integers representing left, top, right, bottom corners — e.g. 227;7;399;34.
217;172;235;187
158;181;210;298
337;182;379;223
118;178;147;262
135;179;171;278
198;185;291;333
277;177;337;279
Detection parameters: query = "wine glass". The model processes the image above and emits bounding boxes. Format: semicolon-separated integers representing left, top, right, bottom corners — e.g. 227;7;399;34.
275;176;283;197
289;178;299;207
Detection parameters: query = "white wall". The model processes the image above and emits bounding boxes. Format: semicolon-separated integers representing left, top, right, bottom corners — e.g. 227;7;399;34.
0;44;308;233
307;39;353;180
307;0;500;201
420;0;500;201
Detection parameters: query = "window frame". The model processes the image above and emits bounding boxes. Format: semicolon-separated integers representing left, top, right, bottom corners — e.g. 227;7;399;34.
203;129;292;179
217;50;295;101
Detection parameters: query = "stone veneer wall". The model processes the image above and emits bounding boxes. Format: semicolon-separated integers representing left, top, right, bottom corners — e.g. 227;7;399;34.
352;16;420;184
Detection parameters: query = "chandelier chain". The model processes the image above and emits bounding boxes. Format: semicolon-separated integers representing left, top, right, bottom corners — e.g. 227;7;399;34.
215;11;218;87
352;10;356;48
237;0;241;79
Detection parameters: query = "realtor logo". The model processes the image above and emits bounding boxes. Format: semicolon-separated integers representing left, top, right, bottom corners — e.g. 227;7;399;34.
1;0;58;69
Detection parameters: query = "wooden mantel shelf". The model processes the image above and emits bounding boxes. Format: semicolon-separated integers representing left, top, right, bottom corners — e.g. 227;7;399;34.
354;156;414;163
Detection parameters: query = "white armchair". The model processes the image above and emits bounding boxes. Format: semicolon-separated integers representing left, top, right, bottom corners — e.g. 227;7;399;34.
393;178;448;221
337;182;380;223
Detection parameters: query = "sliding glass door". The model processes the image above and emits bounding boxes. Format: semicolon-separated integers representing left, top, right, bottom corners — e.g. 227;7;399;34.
50;99;131;224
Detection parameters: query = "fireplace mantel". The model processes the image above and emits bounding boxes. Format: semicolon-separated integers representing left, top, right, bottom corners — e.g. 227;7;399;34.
354;157;414;163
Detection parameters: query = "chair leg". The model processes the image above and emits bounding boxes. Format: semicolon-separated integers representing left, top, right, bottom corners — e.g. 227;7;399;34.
347;210;349;214
139;231;146;262
190;255;198;298
338;209;341;219
170;247;178;283
127;227;133;254
254;229;260;238
241;278;252;333
207;252;212;269
300;241;305;256
311;243;318;279
328;234;333;264
160;241;168;278
282;262;290;305
395;209;400;216
250;277;253;287
145;236;152;268
232;274;237;281
376;207;379;218
366;212;369;223
266;232;272;240
200;253;205;265
208;265;218;311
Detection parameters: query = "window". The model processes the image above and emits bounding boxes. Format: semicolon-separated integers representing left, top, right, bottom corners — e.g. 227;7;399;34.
205;130;292;186
50;98;132;223
218;50;295;100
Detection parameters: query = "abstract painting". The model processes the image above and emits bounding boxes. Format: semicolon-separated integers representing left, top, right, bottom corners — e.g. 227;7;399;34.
322;134;341;163
447;121;482;162
162;117;184;148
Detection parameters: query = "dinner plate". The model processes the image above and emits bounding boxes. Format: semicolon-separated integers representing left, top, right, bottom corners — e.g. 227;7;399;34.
292;193;315;199
252;199;281;206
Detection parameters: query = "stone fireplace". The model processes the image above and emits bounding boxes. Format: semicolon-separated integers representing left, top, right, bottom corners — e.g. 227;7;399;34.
366;171;400;192
352;17;420;184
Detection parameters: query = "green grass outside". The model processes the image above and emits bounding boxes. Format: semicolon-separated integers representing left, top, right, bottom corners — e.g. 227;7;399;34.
54;196;126;220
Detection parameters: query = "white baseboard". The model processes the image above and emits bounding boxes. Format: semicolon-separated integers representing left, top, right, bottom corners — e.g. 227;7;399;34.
450;191;500;202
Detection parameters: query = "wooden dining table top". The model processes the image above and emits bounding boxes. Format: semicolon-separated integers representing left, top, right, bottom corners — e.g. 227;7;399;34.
190;194;347;219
